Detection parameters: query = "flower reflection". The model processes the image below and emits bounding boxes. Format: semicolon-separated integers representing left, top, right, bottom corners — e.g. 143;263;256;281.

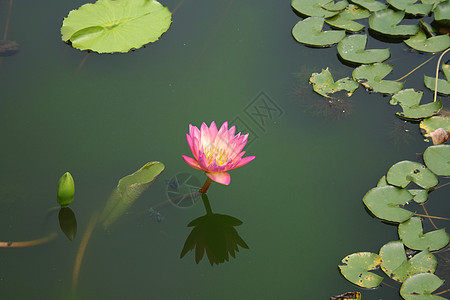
180;194;249;265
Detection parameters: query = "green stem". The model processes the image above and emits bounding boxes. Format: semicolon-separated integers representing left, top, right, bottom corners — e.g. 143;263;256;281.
201;194;213;215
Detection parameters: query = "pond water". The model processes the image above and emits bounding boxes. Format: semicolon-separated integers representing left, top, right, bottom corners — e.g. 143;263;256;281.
0;0;448;299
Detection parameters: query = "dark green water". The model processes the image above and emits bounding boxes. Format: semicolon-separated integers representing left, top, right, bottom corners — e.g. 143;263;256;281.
0;0;448;299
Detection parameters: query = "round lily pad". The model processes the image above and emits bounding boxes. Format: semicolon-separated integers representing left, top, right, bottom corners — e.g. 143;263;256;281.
387;0;432;16
420;116;450;139
352;63;403;94
363;186;414;223
322;0;349;11
337;34;390;64
423;145;450;176
291;0;340;18
400;273;446;300
338;252;383;288
398;217;450;251
61;0;172;53
350;0;387;11
292;17;346;47
405;30;450;53
325;4;370;32
309;68;359;97
386;160;438;189
369;9;419;36
389;89;443;119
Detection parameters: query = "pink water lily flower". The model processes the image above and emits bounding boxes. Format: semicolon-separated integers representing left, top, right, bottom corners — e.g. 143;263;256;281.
182;121;255;186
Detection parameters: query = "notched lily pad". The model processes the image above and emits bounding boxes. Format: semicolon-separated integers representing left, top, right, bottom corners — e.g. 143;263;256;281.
291;0;340;18
409;189;428;204
325;4;370;32
338;34;390;64
398;217;450;251
61;0;172;53
423;145;450;176
389;89;443;119
338;252;383;288
369;9;419;36
350;0;387;11
309;68;359;97
400;273;446;300
292;17;346;47
352;63;403;94
405;30;450;53
322;0;349;11
387;0;432;16
363;186;414;223
386;160;438;189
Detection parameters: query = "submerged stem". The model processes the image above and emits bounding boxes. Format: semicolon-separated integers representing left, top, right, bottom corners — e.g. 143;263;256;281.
0;232;57;248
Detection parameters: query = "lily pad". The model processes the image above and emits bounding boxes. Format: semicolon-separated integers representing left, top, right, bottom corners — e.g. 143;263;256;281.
423;145;450;176
398;217;450;251
101;161;165;228
387;0;432;16
325;5;370;32
309;68;359;97
322;0;349;11
352;63;403;94
350;0;387;11
291;0;340;17
405;30;450;53
409;189;428;204
338;252;383;288
380;241;437;282
337;34;390;64
420;115;450;139
386;160;438;189
377;175;389;187
363;186;414;223
400;273;446;300
369;9;419;36
389;89;443;119
424;63;450;95
61;0;172;53
292;17;346;46
434;0;450;26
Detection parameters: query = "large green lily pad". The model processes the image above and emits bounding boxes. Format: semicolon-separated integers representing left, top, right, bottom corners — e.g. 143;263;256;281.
423;145;450;176
387;0;432;15
291;0;340;18
369;9;419;36
400;273;446;300
424;63;450;95
338;252;383;288
337;34;390;64
292;17;346;47
434;0;450;26
363;186;414;223
386;160;438;189
352;63;403;94
405;30;450;53
398;217;450;251
380;240;437;282
350;0;387;11
389;89;443;119
420;115;450;139
61;0;172;53
325;4;370;32
309;68;359;97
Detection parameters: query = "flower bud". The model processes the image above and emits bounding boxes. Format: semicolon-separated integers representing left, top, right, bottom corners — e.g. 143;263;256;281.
57;172;75;206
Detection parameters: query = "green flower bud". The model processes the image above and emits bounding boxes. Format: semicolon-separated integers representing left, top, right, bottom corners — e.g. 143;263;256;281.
57;172;75;207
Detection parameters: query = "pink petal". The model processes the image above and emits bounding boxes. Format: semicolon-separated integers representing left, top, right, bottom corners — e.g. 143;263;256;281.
182;155;203;171
233;156;255;169
206;172;231;185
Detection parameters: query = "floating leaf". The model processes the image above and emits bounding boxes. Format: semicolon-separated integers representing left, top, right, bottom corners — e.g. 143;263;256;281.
309;68;359;97
338;35;390;64
353;63;403;94
369;9;419;36
405;30;450;53
423;145;450;176
292;17;346;46
387;0;432;15
101;161;165;228
338;252;383;288
61;0;172;53
377;175;389;187
380;240;437;282
398;217;450;251
420;115;450;139
424;63;450;94
409;189;428;204
322;0;349;11
363;186;414;223
325;4;370;32
386;161;438;189
389;89;443;119
434;0;450;26
291;0;340;17
400;273;446;300
350;0;387;11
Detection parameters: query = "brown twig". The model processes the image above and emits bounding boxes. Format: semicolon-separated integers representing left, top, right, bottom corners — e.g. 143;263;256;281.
421;204;438;230
0;232;57;248
414;213;450;221
434;289;450;296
